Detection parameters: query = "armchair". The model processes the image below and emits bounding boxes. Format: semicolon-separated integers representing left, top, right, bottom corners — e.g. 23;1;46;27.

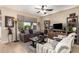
36;33;76;53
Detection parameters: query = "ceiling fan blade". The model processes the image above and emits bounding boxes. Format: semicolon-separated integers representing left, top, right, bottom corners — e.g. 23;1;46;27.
37;11;40;13
46;9;53;11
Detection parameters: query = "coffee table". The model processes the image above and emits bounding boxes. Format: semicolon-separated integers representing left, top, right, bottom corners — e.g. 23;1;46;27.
30;35;47;48
30;37;38;48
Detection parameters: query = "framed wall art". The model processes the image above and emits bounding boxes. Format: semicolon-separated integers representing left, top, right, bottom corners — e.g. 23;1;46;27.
44;20;50;29
5;16;14;27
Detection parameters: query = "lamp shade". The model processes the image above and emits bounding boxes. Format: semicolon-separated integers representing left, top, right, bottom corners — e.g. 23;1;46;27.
72;27;76;32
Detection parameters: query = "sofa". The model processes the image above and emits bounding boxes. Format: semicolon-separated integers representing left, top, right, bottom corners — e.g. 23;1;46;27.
36;33;77;53
20;29;43;43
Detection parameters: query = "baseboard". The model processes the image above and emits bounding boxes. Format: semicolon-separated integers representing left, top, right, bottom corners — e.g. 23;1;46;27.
0;40;8;44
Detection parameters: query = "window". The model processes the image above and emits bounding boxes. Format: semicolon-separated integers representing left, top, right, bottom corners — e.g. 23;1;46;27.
24;22;31;26
23;22;32;29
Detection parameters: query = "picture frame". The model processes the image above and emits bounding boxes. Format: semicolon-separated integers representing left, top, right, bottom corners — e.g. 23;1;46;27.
44;20;50;29
5;16;14;27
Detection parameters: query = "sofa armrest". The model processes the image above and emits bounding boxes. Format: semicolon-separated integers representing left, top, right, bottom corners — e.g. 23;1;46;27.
55;45;71;53
60;46;70;53
36;43;44;53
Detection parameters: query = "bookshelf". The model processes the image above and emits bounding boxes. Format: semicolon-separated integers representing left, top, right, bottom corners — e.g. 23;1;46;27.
66;13;78;44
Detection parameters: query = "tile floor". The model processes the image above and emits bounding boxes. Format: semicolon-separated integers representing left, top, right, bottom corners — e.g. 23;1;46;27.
0;41;35;53
0;41;79;53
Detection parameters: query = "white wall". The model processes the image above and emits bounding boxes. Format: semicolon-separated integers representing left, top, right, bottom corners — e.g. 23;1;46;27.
0;15;2;41
1;7;17;43
0;27;1;39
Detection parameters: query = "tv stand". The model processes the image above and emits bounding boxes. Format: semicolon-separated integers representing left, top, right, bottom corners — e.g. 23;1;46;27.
52;29;65;32
48;29;66;39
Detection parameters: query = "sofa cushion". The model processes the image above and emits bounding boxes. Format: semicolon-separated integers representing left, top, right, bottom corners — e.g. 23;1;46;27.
57;46;69;53
43;43;55;53
44;43;55;50
47;38;58;48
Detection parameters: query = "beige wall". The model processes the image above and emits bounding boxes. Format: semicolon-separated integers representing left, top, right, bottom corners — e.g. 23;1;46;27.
42;6;79;31
1;6;79;43
0;7;41;43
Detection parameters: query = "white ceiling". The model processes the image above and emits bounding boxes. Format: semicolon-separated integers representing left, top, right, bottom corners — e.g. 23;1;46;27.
1;5;78;17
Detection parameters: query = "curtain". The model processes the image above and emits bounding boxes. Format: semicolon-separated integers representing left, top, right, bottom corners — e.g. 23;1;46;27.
17;15;37;23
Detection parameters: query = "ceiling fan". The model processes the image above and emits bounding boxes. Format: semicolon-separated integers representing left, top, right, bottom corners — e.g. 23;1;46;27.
35;5;53;14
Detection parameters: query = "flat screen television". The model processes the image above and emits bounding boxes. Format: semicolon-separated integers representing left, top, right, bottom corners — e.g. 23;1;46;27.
53;23;63;30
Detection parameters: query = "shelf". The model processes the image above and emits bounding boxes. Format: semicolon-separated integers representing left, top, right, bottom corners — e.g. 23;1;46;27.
68;22;77;25
67;31;77;33
67;15;78;44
